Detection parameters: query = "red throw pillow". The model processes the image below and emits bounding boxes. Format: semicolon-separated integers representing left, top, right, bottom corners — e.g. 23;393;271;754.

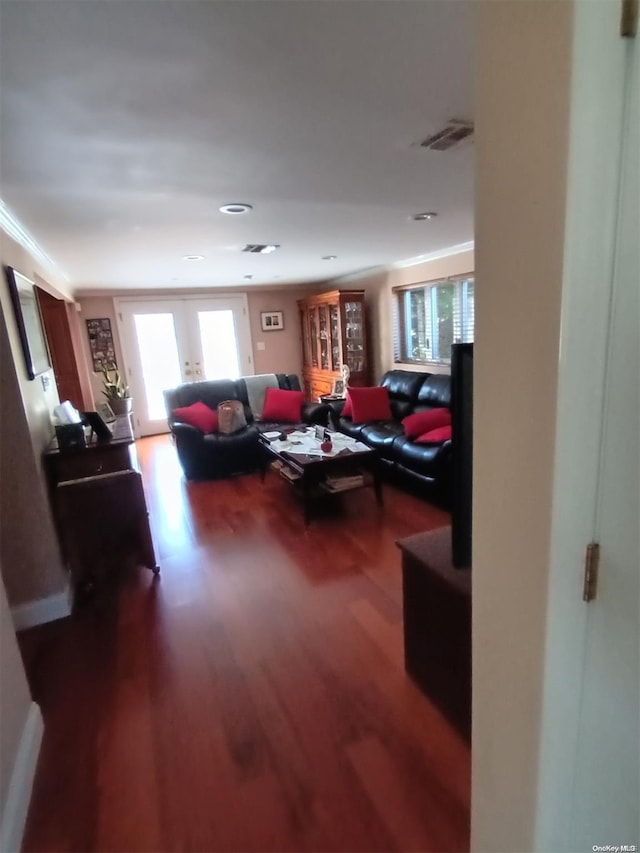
402;407;451;440
349;386;392;424
414;425;452;444
172;401;219;433
261;388;305;423
342;391;353;418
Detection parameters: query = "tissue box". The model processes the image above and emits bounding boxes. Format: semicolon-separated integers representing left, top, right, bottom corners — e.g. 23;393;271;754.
55;423;86;451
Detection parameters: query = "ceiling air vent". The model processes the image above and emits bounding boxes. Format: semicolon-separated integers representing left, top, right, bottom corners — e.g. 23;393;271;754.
242;243;280;254
419;119;474;151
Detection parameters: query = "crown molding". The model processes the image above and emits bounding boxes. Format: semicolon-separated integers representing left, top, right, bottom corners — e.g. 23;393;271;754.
392;240;475;270
0;199;68;281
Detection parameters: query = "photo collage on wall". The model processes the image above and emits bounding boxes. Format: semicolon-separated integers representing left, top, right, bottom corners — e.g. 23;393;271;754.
86;318;117;372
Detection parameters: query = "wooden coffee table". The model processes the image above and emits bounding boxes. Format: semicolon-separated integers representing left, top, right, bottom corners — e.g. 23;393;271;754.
258;428;383;524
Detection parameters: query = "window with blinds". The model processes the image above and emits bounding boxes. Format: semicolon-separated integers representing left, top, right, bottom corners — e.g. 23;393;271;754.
393;277;474;365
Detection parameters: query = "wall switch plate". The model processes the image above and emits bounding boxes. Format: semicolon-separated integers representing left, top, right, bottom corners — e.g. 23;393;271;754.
256;341;266;351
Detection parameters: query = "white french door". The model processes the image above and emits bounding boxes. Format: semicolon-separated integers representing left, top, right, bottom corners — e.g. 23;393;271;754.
116;296;253;436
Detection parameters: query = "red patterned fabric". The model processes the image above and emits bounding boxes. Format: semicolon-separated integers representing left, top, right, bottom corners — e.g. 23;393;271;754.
414;425;452;444
402;407;451;439
172;402;219;433
349;386;392;424
261;388;305;423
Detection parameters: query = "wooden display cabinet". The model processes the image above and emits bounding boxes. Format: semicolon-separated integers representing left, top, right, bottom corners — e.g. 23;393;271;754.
298;289;369;401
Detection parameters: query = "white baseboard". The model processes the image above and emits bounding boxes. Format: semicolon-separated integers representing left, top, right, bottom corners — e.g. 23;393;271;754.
11;585;72;631
0;702;44;853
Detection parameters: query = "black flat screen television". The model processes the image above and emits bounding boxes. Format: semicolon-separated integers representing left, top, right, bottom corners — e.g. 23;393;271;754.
451;343;473;568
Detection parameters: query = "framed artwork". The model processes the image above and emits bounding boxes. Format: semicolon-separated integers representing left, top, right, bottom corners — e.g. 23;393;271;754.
331;378;345;397
86;318;117;372
261;310;284;332
4;266;51;380
96;401;116;423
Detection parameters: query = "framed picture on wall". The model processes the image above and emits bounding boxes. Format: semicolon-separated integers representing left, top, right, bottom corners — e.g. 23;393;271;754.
86;318;117;372
260;310;284;332
4;266;51;380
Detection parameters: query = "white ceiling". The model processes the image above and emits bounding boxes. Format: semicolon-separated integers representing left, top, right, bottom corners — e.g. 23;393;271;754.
0;1;473;292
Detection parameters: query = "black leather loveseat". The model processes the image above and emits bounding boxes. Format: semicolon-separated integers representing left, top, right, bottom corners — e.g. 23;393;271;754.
333;370;452;499
164;374;329;481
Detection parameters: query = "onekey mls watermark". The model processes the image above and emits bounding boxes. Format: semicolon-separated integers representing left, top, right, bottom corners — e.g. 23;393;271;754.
592;846;637;852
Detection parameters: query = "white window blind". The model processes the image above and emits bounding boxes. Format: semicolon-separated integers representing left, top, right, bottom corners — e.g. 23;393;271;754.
393;276;474;365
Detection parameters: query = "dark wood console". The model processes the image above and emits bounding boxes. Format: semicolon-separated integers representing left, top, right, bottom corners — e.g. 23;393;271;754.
44;417;159;593
45;416;137;485
397;526;471;740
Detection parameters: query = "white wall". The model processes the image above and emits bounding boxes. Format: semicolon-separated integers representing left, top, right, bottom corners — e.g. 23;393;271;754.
472;1;573;850
0;573;32;826
0;231;70;607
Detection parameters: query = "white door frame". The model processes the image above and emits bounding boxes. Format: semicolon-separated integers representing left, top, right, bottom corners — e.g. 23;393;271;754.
115;293;254;437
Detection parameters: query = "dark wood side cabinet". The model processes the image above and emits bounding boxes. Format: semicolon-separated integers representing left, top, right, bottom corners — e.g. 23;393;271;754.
45;416;136;484
397;526;471;740
45;417;159;592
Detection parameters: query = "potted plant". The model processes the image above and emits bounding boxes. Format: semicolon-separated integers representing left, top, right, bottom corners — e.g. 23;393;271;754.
101;365;132;417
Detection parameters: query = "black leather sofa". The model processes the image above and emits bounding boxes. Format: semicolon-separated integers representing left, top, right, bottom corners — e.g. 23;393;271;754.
164;374;329;481
333;369;452;500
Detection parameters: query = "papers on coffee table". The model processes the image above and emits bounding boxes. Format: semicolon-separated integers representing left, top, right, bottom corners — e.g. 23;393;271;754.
269;428;369;458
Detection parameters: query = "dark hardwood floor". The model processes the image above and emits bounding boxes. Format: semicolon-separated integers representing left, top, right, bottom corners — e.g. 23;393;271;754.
19;435;469;853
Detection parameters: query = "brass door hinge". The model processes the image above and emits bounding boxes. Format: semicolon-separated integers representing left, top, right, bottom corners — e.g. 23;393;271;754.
583;542;600;602
621;0;638;37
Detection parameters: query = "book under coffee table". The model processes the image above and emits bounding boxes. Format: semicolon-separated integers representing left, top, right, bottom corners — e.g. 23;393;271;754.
258;428;383;524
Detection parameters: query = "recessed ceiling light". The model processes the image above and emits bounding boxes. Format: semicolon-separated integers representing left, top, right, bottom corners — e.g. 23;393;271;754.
243;274;253;280
220;203;253;215
183;254;205;261
322;255;337;260
411;212;438;221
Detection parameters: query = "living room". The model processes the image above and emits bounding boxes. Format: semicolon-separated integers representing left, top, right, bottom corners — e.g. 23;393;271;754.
1;2;637;852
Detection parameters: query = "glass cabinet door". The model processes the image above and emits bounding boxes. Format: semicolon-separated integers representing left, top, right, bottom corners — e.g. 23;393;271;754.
330;304;341;371
319;305;329;370
309;307;318;367
300;308;311;368
344;300;365;373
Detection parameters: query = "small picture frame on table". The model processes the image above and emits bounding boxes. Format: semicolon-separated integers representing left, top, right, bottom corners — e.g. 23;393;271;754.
331;378;345;397
261;311;284;332
96;402;116;423
81;411;113;440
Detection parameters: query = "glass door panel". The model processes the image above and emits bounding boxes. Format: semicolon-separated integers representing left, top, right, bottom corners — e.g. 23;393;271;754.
188;296;252;381
300;309;311;367
197;310;240;380
309;308;318;367
329;304;341;370
319;305;329;370
133;313;184;421
118;299;190;436
345;300;365;373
